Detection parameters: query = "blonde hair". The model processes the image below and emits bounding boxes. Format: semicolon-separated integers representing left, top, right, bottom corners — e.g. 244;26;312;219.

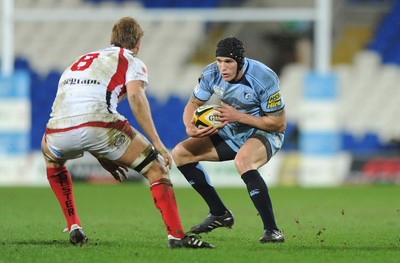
110;17;144;50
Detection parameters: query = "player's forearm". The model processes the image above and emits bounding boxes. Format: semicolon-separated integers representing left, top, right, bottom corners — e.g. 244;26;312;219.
129;94;161;144
182;100;200;128
239;111;286;133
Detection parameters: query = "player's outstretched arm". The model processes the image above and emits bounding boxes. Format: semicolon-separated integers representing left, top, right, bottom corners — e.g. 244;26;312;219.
126;80;172;169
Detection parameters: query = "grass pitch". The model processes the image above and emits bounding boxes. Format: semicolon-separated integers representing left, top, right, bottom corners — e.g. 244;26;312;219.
0;183;399;263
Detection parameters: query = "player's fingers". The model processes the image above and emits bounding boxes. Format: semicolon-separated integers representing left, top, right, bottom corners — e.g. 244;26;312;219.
117;167;128;180
220;102;231;109
112;172;122;182
161;152;172;169
156;148;170;168
203;126;218;136
196;126;213;135
166;155;172;169
217;121;228;128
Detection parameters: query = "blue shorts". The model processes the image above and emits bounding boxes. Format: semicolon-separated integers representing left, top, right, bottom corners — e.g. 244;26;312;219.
210;126;284;161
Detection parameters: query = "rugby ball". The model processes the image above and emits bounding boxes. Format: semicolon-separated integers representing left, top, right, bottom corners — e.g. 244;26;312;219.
193;105;222;129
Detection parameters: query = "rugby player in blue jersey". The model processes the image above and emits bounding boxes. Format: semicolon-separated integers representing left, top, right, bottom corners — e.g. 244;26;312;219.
172;37;286;243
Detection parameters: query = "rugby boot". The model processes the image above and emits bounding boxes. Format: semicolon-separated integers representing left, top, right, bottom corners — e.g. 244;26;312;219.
168;234;215;249
69;224;88;246
259;229;285;243
189;210;234;234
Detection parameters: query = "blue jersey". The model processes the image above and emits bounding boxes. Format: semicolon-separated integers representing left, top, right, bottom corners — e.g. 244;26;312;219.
193;58;285;154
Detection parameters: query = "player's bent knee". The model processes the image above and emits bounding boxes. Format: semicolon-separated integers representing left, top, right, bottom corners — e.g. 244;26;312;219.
142;156;170;183
171;145;188;166
234;157;251;174
148;157;168;174
171;146;179;159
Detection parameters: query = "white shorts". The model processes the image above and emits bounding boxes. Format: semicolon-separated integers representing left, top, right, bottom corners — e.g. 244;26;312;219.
44;120;135;161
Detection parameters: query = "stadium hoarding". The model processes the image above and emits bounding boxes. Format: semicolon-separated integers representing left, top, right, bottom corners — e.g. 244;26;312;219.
0;70;31;185
346;153;400;184
1;151;284;187
5;150;393;187
299;72;342;186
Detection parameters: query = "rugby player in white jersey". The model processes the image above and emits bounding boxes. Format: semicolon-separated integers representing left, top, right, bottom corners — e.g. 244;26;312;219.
172;37;286;243
41;17;213;248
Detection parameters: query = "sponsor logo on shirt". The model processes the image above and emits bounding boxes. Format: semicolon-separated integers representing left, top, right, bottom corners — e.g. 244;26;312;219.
267;91;281;108
136;72;147;78
61;78;100;86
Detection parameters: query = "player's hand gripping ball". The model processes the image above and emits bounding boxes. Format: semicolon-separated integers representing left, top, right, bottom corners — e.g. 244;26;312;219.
193;105;222;129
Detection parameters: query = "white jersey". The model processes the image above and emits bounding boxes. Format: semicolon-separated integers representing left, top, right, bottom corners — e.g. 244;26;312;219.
47;46;148;129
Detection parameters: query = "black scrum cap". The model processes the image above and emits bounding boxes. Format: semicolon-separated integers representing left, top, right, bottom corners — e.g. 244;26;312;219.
215;37;245;71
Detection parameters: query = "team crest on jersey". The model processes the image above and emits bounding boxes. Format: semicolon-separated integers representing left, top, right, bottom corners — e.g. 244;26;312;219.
114;135;126;147
213;85;224;97
244;92;251;100
267;91;281;108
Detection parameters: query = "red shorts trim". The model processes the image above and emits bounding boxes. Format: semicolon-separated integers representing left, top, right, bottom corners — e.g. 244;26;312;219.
45;120;134;138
